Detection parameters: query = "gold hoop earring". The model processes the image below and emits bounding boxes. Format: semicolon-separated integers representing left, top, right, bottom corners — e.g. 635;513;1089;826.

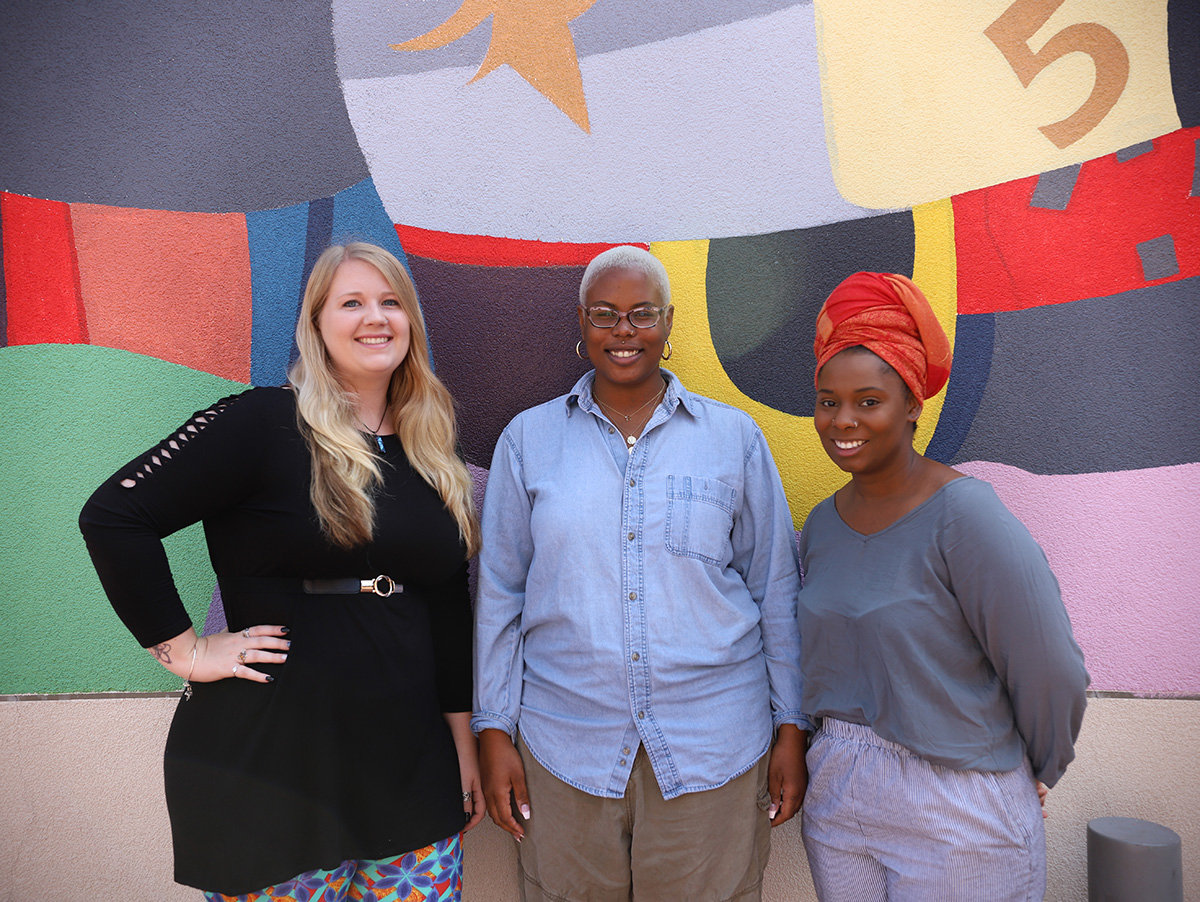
576;340;587;360
661;340;673;361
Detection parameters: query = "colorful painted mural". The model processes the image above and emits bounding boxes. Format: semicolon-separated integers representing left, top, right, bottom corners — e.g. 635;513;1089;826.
1;0;1197;708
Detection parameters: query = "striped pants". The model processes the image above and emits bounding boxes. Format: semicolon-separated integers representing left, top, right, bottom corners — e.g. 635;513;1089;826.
802;719;1045;902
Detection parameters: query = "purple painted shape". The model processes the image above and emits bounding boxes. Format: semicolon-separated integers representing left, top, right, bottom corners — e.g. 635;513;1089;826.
1029;164;1081;210
956;461;1200;695
1115;141;1155;162
1137;234;1180;281
202;583;227;637
406;256;591;468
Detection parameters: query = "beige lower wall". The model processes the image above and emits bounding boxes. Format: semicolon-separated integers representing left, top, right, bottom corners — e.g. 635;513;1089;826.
1;697;1195;901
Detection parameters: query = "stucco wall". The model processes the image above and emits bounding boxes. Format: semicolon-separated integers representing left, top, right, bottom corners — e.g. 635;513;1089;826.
2;0;1198;897
2;697;1196;901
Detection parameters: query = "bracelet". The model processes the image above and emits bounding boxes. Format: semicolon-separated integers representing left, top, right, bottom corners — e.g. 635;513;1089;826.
182;637;204;700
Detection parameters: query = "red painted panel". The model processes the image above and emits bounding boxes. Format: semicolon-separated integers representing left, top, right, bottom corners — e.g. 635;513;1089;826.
71;204;252;383
1;192;88;344
953;126;1200;313
395;223;646;267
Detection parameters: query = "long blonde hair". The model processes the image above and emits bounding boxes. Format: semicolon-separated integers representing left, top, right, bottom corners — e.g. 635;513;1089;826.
288;242;479;556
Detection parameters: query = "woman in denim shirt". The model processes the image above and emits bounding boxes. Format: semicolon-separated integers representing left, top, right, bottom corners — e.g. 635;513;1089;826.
472;246;810;902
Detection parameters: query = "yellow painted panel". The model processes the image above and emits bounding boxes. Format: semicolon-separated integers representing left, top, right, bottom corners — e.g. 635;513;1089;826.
815;0;1178;208
910;198;957;456
654;238;844;528
652;201;957;526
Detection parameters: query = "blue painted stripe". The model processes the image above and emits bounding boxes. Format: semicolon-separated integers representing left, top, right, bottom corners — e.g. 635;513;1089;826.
331;177;410;269
925;313;993;463
247;201;310;387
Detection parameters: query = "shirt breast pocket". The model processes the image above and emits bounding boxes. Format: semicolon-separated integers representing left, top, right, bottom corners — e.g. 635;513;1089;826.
665;475;737;565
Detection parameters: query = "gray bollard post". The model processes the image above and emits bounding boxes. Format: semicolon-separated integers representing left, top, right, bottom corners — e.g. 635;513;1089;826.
1087;817;1183;902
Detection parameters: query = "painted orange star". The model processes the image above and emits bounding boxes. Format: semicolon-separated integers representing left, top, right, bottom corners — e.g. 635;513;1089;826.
390;0;599;133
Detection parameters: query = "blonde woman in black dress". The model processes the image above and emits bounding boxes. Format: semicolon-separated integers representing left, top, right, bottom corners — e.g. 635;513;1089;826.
82;242;482;901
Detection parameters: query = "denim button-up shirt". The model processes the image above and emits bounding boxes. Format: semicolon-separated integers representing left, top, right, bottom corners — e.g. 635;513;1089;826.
473;371;809;800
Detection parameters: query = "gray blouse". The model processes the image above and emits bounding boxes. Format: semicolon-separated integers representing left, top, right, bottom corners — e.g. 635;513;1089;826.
798;476;1088;787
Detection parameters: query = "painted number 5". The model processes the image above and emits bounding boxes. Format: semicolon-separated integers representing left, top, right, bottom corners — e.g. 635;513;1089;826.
985;0;1129;149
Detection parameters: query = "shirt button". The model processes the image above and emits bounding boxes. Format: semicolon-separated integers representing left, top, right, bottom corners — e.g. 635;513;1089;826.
629;479;636;487
631;652;640;661
638;710;645;719
629;591;637;601
628;532;635;541
623;747;631;754
620;758;627;766
608;426;615;434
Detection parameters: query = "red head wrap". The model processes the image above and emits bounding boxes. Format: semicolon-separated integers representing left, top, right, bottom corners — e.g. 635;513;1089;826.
813;272;951;402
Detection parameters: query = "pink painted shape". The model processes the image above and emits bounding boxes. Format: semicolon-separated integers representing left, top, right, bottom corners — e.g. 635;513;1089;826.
957;461;1200;695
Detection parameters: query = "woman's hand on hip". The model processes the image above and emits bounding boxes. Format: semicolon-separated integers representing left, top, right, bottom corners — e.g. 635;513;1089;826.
148;625;289;686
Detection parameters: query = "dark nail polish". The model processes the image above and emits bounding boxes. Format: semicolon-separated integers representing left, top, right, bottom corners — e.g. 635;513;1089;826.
286;640;292;648
266;675;275;682
280;627;290;634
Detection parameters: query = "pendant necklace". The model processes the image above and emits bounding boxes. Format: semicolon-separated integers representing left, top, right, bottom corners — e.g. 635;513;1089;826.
595;380;667;448
363;409;388;452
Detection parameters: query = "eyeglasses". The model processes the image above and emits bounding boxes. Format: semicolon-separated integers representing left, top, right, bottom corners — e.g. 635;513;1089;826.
580;305;667;329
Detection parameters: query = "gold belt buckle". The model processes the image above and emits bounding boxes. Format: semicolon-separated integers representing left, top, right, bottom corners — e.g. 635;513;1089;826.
360;575;398;597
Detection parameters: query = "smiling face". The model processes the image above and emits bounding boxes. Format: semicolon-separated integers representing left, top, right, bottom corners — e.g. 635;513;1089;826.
316;258;412;393
814;347;921;475
578;265;673;398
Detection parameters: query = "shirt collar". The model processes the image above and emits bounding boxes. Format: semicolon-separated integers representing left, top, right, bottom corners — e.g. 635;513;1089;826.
565;369;701;419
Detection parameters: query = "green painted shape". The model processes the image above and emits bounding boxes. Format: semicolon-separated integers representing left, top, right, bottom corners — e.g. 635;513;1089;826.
0;345;248;694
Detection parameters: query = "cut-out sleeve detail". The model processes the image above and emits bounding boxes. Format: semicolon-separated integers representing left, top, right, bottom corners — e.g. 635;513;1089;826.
118;400;233;488
79;390;272;648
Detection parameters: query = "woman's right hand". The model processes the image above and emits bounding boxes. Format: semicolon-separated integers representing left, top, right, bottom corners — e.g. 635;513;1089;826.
479;728;531;840
1036;780;1049;819
147;625;290;685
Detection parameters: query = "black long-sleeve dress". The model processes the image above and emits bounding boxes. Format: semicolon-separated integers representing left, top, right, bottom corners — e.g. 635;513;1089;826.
80;387;472;894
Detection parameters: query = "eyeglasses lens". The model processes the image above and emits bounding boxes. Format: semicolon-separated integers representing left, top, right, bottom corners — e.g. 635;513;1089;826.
585;307;660;328
628;309;660;327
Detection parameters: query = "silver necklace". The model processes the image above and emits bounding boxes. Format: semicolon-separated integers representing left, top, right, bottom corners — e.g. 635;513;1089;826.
362;410;387;452
595;381;667;447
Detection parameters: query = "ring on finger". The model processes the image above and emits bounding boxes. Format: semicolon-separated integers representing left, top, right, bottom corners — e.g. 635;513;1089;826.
462;791;471;802
237;649;247;663
232;665;239;675
242;628;250;638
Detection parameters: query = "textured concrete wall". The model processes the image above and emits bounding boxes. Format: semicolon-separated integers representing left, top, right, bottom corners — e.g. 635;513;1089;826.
3;697;1196;902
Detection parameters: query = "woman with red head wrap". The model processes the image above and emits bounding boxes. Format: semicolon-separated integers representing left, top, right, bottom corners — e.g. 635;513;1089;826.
797;273;1088;901
812;271;951;403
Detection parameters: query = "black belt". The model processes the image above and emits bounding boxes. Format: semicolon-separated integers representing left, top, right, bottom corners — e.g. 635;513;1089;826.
219;575;403;597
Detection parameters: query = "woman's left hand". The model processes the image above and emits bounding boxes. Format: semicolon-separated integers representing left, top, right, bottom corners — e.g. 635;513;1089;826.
767;724;808;827
444;713;485;831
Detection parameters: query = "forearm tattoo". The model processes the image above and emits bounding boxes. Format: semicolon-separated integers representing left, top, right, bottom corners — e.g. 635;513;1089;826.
150;643;172;664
